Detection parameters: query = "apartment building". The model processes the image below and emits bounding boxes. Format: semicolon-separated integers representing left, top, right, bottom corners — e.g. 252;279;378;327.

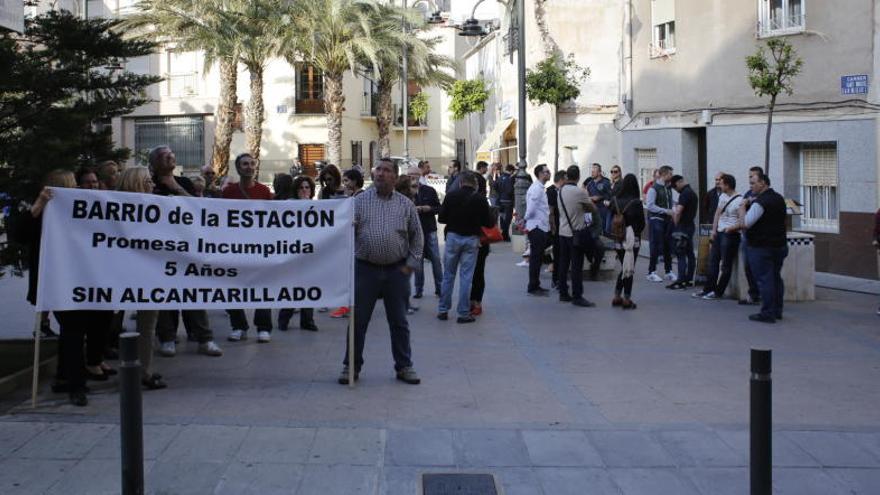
621;0;880;278
454;0;623;175
50;0;461;180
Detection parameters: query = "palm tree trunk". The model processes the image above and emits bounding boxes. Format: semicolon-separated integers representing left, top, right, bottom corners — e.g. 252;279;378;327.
764;94;776;175
324;73;345;167
212;57;238;177
245;64;265;176
376;77;394;158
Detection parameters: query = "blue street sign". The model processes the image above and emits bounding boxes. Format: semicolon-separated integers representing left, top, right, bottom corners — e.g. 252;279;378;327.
841;75;869;95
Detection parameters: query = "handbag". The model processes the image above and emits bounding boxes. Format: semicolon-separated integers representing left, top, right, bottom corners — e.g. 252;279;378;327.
558;185;595;251
480;224;503;245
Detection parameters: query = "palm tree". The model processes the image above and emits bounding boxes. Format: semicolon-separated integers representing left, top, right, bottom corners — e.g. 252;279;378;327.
369;18;456;158
227;0;290;174
125;0;240;176
282;0;393;168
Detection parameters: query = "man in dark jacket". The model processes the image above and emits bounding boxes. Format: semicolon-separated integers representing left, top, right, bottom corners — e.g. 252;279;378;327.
437;172;492;323
407;167;443;298
494;164;516;241
738;173;787;323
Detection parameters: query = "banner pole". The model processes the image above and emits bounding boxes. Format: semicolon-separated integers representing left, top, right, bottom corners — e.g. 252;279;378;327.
348;309;355;388
31;312;41;408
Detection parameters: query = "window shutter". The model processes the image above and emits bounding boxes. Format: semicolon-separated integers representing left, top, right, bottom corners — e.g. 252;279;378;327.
652;0;675;26
802;146;838;187
637;148;658;189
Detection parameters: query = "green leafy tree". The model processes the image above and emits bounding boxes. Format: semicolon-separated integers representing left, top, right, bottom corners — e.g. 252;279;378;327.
448;78;489;165
746;37;803;175
0;11;159;200
525;53;589;173
448;78;489;120
0;11;159;275
409;91;430;159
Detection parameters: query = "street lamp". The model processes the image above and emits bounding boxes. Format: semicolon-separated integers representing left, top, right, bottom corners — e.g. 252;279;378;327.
459;0;529;233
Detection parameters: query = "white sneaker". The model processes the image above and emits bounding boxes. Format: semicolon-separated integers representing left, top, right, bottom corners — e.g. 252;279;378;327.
664;272;678;282
257;331;271;343
158;341;176;357
227;329;246;342
198;340;223;356
702;292;718;300
692;290;707;298
516;260;529;267
647;272;663;283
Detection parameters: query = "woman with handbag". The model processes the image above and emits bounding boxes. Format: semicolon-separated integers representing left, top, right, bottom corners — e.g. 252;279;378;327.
471;205;502;316
610;174;646;309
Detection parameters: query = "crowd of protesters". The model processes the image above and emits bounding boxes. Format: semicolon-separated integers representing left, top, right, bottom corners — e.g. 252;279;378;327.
16;144;880;404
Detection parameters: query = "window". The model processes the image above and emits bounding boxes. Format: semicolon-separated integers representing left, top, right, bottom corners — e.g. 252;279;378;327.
758;0;805;37
167;50;198;97
637;148;657;194
296;64;324;114
361;71;378;116
134;116;204;172
351;140;363;168
651;0;675;56
800;144;838;232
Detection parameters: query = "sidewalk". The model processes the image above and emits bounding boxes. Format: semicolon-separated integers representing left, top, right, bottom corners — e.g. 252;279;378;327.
1;245;879;494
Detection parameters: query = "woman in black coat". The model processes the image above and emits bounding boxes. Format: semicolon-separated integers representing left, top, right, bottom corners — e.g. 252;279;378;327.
610;174;646;309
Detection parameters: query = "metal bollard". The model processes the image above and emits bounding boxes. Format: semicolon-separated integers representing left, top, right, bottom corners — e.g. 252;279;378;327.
750;349;772;495
119;332;144;495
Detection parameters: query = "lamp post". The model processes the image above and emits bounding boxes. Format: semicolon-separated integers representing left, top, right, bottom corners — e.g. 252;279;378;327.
459;0;528;233
401;1;445;161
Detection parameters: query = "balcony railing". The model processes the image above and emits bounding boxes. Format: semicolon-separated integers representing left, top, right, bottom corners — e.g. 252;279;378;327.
758;13;805;37
167;73;198;97
393;103;426;128
361;92;378;116
295;98;325;114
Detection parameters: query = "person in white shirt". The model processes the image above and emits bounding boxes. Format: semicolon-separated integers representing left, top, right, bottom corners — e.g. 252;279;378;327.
524;164;551;295
694;173;744;299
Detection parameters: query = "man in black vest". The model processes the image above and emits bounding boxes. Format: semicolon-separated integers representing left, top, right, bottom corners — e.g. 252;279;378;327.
738;173;787;323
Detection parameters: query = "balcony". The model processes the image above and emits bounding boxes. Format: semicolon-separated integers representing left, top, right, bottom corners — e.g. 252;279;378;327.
361;92;379;117
167;73;198;98
757;13;805;38
295;98;325;114
393;103;426;129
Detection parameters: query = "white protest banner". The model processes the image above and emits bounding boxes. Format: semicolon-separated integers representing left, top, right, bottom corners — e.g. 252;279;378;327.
35;188;354;311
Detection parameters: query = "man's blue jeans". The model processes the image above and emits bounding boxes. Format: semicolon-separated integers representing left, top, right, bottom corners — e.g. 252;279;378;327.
414;230;442;296
675;225;696;283
705;232;740;296
746;245;788;319
439;232;479;318
648;217;672;274
343;259;413;372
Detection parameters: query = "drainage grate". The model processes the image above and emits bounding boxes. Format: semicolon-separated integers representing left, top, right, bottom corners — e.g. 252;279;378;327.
422;473;499;495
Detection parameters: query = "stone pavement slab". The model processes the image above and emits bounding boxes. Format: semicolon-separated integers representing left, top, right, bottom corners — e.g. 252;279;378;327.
587;430;675;468
384;428;455;466
521;429;604;467
609;467;702;495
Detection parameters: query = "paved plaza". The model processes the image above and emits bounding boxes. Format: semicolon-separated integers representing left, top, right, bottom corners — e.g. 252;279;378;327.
1;246;879;494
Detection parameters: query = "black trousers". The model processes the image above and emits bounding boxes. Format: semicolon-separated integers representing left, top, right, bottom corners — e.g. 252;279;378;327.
54;310;110;391
226;308;272;333
278;308;315;328
498;202;514;240
527;228;548;291
615;246;641;298
470;244;490;302
558;236;585;299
